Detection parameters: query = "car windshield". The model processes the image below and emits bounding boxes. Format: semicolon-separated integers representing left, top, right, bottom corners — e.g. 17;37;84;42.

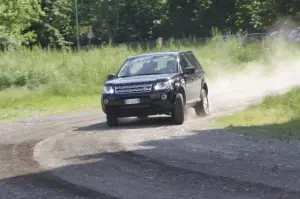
117;54;178;78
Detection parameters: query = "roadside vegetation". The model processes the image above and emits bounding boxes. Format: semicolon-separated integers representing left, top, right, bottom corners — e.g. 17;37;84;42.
1;35;299;123
0;35;269;121
1;0;300;127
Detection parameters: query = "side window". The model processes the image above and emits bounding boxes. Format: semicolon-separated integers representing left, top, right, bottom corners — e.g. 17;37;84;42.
187;53;202;71
179;54;190;71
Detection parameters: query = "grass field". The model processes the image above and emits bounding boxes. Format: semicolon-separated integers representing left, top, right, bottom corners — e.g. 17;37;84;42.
0;37;263;121
0;35;300;126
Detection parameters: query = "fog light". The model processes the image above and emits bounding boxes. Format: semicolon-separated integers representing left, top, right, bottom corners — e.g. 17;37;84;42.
161;93;167;100
103;99;109;104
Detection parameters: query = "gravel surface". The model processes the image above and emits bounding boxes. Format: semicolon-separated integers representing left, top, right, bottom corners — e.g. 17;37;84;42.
0;90;299;198
30;113;300;199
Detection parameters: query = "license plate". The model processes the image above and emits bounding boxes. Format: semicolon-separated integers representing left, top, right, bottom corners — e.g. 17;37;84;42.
125;98;140;105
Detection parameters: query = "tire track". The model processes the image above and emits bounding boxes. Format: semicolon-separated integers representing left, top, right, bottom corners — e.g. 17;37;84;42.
0;94;299;198
36;136;300;199
0;140;119;199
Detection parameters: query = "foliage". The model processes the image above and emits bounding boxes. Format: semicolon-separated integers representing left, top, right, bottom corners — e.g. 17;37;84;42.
0;35;22;51
0;0;41;48
0;34;299;124
235;0;300;31
1;0;300;48
0;36;292;117
33;0;74;48
0;36;263;94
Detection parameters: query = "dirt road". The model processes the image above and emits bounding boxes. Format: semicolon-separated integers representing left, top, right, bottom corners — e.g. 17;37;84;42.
0;105;299;199
1;61;300;198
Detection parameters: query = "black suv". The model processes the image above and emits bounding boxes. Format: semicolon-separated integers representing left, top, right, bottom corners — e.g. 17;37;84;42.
101;51;209;127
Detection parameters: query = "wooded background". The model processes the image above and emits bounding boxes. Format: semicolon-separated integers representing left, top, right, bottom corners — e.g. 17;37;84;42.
1;0;299;49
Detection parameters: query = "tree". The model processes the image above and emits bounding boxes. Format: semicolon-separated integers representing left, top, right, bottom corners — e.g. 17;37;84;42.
114;0;164;43
0;0;41;49
2;0;300;48
235;0;300;32
77;0;164;45
33;0;74;48
166;0;215;38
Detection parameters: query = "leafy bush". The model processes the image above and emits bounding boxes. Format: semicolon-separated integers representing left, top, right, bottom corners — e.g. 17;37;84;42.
0;36;22;51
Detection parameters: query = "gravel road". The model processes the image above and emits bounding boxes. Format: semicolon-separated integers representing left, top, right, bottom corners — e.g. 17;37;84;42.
0;105;299;199
1;62;300;198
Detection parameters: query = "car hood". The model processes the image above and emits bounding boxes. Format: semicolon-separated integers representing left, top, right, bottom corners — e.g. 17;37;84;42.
105;73;178;85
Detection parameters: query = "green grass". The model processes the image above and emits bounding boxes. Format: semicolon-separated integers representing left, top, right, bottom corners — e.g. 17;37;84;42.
211;87;300;140
0;35;299;122
0;94;101;122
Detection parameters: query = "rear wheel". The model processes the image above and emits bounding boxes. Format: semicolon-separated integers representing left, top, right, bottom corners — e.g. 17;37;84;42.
194;88;209;116
106;114;118;127
172;93;185;125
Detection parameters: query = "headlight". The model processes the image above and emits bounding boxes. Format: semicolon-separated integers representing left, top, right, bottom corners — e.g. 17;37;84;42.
102;85;114;94
154;80;173;90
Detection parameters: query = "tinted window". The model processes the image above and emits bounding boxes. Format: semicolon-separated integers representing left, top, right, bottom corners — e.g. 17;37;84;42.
179;54;190;71
186;53;202;70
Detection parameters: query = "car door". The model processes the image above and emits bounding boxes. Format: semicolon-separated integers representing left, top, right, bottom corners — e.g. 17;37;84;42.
186;52;204;101
179;53;197;104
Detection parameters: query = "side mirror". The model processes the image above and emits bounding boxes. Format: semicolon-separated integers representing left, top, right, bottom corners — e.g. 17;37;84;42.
183;67;195;75
107;74;115;81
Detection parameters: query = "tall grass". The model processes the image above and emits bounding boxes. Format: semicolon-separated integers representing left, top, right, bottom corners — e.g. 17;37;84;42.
0;35;299;120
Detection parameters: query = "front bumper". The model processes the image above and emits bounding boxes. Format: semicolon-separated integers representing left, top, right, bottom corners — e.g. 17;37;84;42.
101;90;175;117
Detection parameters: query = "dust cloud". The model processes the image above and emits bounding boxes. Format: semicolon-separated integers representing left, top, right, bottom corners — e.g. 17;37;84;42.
185;40;300;120
209;47;300;114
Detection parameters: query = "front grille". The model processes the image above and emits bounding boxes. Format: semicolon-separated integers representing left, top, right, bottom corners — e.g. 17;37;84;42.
115;84;152;94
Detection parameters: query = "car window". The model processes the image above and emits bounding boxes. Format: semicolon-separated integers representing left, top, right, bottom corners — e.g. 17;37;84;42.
179;54;190;71
180;53;198;74
117;55;178;77
186;53;202;71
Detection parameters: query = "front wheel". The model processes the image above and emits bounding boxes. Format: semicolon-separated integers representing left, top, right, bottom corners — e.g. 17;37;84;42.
172;93;185;125
106;114;118;127
194;88;209;116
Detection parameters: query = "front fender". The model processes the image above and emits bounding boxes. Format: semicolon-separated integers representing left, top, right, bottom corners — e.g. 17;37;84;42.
172;77;187;103
173;77;186;92
201;78;208;96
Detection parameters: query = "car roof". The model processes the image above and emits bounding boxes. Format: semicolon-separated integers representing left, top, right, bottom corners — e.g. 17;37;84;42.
127;51;191;60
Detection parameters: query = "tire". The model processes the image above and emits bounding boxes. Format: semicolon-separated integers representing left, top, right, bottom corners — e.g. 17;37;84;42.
172;93;185;125
194;88;209;116
106;114;118;127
